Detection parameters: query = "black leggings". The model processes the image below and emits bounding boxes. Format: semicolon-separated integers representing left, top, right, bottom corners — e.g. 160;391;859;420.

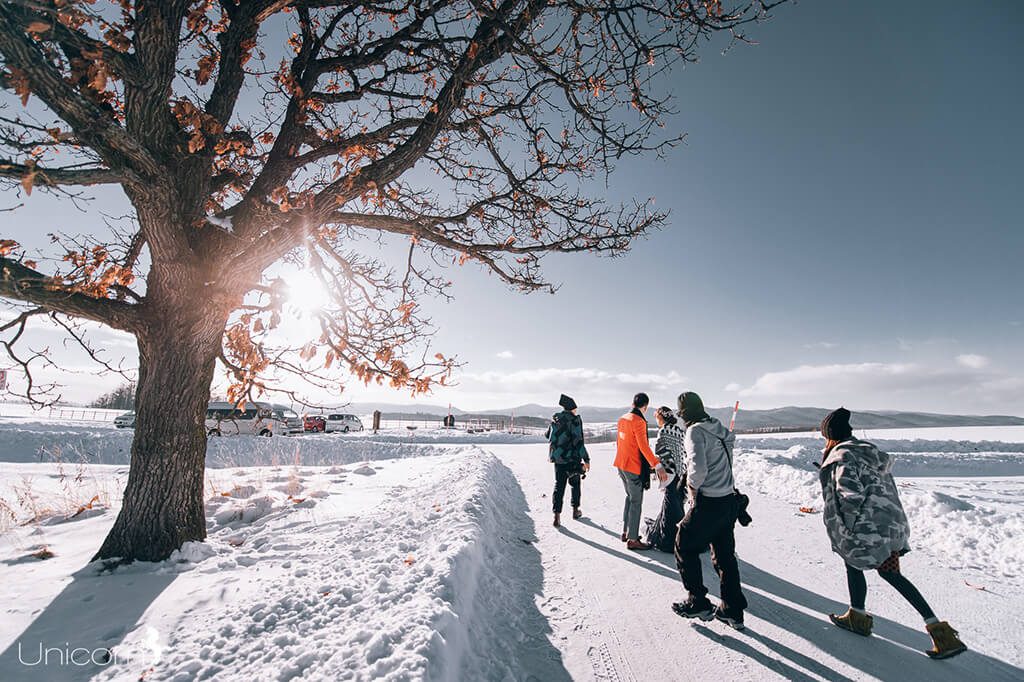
845;563;935;621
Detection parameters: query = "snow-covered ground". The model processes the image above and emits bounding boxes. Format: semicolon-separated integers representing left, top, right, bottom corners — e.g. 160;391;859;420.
1;447;561;681
0;423;1021;680
742;425;1024;443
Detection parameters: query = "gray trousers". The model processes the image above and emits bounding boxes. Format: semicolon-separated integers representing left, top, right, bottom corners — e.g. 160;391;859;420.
619;469;645;540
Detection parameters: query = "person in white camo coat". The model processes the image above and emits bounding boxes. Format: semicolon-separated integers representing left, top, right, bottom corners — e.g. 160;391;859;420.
819;431;911;569
818;407;967;660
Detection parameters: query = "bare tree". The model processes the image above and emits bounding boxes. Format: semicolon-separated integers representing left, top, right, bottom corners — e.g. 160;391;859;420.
89;381;136;410
0;0;781;563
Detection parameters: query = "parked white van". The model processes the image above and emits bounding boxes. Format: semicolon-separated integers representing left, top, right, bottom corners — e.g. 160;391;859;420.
324;413;364;433
205;401;296;437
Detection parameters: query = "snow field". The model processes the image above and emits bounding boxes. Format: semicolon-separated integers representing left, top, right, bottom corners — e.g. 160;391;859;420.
1;423;1022;680
0;447;560;681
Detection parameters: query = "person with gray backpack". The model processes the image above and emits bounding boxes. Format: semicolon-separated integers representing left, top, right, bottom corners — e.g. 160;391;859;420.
671;391;749;630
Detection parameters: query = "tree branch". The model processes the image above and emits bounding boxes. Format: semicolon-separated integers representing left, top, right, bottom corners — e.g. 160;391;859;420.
0;258;142;332
0;159;121;187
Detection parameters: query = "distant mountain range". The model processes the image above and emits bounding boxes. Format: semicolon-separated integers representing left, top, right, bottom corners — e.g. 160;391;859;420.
344;402;1024;431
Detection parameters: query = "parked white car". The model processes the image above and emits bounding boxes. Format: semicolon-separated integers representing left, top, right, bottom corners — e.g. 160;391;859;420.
324;413;364;433
205;401;297;437
113;411;136;428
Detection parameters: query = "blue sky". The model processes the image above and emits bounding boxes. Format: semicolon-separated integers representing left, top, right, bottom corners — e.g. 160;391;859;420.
2;1;1022;413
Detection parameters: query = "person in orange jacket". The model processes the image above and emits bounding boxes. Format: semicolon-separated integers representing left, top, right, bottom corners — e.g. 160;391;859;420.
614;392;668;550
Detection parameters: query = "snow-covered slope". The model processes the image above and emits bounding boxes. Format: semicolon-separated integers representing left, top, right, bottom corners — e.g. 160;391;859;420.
0;447;562;681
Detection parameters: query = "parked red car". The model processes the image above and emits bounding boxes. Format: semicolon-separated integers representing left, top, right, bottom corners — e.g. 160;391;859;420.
303;415;326;432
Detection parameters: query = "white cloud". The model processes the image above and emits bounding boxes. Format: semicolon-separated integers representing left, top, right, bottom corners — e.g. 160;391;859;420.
465;367;686;392
735;359;1023;413
495;350;515;360
739;363;926;399
802;341;839;350
956;354;990;369
724;382;742;392
453;366;688;407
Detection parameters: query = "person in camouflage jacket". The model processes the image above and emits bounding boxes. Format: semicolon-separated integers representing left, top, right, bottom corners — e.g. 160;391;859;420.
818;407;966;660
547;394;590;526
819;435;910;570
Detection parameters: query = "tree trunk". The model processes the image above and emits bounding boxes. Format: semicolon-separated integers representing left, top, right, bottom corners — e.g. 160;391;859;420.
93;300;226;563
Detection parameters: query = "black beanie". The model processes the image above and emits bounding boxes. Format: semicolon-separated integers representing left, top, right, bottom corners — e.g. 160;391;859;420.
821;407;853;441
678;391;709;425
558;394;577;411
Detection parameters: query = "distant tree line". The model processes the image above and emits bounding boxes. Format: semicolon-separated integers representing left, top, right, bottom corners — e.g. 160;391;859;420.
89;382;136;411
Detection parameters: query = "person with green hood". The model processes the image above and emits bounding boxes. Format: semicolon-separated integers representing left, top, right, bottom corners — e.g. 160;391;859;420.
671;391;748;630
547;393;590;527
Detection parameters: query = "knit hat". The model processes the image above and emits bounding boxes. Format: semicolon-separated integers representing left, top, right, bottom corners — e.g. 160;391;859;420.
656;406;677;425
678;391;710;425
558;394;577;411
821;407;853;441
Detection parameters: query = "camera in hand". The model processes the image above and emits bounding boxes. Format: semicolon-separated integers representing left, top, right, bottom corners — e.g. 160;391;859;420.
736;492;753;527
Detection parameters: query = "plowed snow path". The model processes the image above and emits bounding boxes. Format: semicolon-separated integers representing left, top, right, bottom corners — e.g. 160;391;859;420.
489;443;1024;682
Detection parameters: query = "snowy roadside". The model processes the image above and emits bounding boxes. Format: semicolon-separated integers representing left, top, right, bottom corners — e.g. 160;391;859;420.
0;447;558;681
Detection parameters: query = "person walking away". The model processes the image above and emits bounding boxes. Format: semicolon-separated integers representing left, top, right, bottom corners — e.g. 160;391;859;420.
818;407;967;659
644;406;687;552
672;391;748;630
547;394;591;528
614;392;667;550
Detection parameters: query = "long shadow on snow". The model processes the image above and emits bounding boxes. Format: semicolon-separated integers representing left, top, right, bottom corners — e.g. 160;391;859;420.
691;623;836;682
436;458;572;682
0;563;175;681
735;559;1023;681
574;516;623;541
559;527;1022;681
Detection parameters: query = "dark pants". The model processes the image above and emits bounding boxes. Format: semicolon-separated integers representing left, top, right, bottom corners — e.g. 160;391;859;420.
646;476;686;552
674;493;747;611
553;462;582;514
845;562;935;620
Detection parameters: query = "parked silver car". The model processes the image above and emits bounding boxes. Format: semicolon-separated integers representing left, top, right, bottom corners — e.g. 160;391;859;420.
113;411;136;428
325;413;364;433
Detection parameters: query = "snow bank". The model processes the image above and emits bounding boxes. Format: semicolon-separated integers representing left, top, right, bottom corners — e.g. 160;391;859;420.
148;448;550;681
0;447;553;680
737;436;1024;476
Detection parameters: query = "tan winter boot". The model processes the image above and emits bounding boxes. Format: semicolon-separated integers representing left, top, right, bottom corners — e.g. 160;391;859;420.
829;608;873;636
925;621;967;659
